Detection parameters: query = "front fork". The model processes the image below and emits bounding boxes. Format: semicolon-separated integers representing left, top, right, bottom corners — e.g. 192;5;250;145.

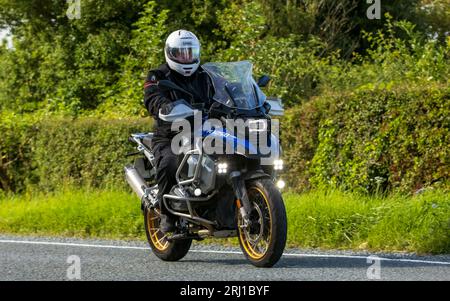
230;171;252;228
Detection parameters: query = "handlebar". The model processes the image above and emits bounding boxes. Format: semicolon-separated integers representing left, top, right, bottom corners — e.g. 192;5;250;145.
159;99;283;123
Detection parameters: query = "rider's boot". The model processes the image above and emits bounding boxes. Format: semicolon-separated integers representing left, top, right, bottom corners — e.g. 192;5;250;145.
159;213;176;233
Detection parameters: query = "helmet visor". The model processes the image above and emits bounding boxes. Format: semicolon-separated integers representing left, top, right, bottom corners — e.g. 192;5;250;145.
166;46;200;64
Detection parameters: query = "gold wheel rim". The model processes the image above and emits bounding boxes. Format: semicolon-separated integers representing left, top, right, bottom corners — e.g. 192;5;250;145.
147;208;170;251
238;187;272;260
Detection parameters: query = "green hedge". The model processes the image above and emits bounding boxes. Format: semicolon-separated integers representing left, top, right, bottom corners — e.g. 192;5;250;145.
0;115;152;192
283;84;450;193
1;84;449;194
0;114;37;192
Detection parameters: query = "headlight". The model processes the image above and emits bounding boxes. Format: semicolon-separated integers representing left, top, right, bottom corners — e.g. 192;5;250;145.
274;159;283;170
217;163;228;174
276;179;286;189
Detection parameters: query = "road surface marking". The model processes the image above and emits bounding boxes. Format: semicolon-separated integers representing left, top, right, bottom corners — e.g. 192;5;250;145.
0;239;449;266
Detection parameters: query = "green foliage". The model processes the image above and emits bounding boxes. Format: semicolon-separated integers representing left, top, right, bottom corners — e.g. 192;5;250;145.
1;0;449;114
98;1;169;117
0;1;448;196
284;189;450;253
257;0;431;57
212;9;449;106
0;114;152;192
0;0;147;114
1;188;448;253
366;189;450;253
33;118;151;191
3;82;447;196
336;15;450;91
282;97;330;190
0;112;38;192
414;0;450;45
0;188;144;239
284;85;450;194
212;1;334;105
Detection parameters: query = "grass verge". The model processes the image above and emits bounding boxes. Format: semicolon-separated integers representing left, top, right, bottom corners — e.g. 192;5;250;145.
0;188;448;253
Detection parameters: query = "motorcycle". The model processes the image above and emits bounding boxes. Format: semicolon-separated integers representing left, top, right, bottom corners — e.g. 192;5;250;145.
125;61;287;267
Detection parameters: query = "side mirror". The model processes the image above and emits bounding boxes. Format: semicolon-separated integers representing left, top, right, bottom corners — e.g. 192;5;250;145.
257;75;271;88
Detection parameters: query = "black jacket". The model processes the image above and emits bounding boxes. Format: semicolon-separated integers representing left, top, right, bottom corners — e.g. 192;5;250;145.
144;63;213;143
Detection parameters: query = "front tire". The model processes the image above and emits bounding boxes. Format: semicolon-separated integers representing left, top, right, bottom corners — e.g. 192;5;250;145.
237;178;287;267
144;207;192;261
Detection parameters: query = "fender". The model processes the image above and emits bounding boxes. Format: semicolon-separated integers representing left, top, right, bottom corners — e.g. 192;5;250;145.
243;170;271;182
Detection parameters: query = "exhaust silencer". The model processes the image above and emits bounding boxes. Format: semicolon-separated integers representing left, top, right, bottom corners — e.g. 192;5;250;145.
124;165;149;200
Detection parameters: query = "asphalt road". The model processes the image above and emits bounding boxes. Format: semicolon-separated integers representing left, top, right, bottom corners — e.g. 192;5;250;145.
0;235;449;281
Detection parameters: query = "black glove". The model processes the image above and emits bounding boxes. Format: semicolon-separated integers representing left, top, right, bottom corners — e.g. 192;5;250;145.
160;101;174;115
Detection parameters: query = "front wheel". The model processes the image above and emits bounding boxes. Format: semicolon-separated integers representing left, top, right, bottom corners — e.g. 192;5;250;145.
237;178;287;267
144;207;192;261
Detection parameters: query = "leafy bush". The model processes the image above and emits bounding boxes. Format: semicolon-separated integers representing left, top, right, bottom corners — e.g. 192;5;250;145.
0;113;38;192
33;118;153;191
1;2;448;115
212;1;335;106
0;114;152;192
2;82;448;195
322;16;450;94
97;1;169;117
208;5;449;110
283;84;450;193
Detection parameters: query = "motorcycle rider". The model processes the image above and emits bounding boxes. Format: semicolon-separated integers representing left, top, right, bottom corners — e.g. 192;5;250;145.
143;30;213;233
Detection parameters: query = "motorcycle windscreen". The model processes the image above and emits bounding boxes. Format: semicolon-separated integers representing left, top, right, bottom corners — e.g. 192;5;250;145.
202;61;266;110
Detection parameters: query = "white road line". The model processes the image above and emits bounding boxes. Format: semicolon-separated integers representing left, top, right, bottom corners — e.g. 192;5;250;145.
0;239;449;266
0;239;148;250
191;249;450;265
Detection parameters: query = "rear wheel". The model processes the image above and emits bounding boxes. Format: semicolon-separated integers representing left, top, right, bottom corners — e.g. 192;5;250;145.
237;178;287;267
144;207;192;261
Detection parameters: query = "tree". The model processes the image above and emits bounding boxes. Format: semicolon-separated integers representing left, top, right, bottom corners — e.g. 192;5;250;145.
257;0;426;57
0;0;147;113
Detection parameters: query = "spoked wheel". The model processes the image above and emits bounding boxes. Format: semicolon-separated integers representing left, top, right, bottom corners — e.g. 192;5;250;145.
237;179;287;267
144;207;192;261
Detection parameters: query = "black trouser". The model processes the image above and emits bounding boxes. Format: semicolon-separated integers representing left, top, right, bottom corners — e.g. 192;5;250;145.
152;141;178;216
